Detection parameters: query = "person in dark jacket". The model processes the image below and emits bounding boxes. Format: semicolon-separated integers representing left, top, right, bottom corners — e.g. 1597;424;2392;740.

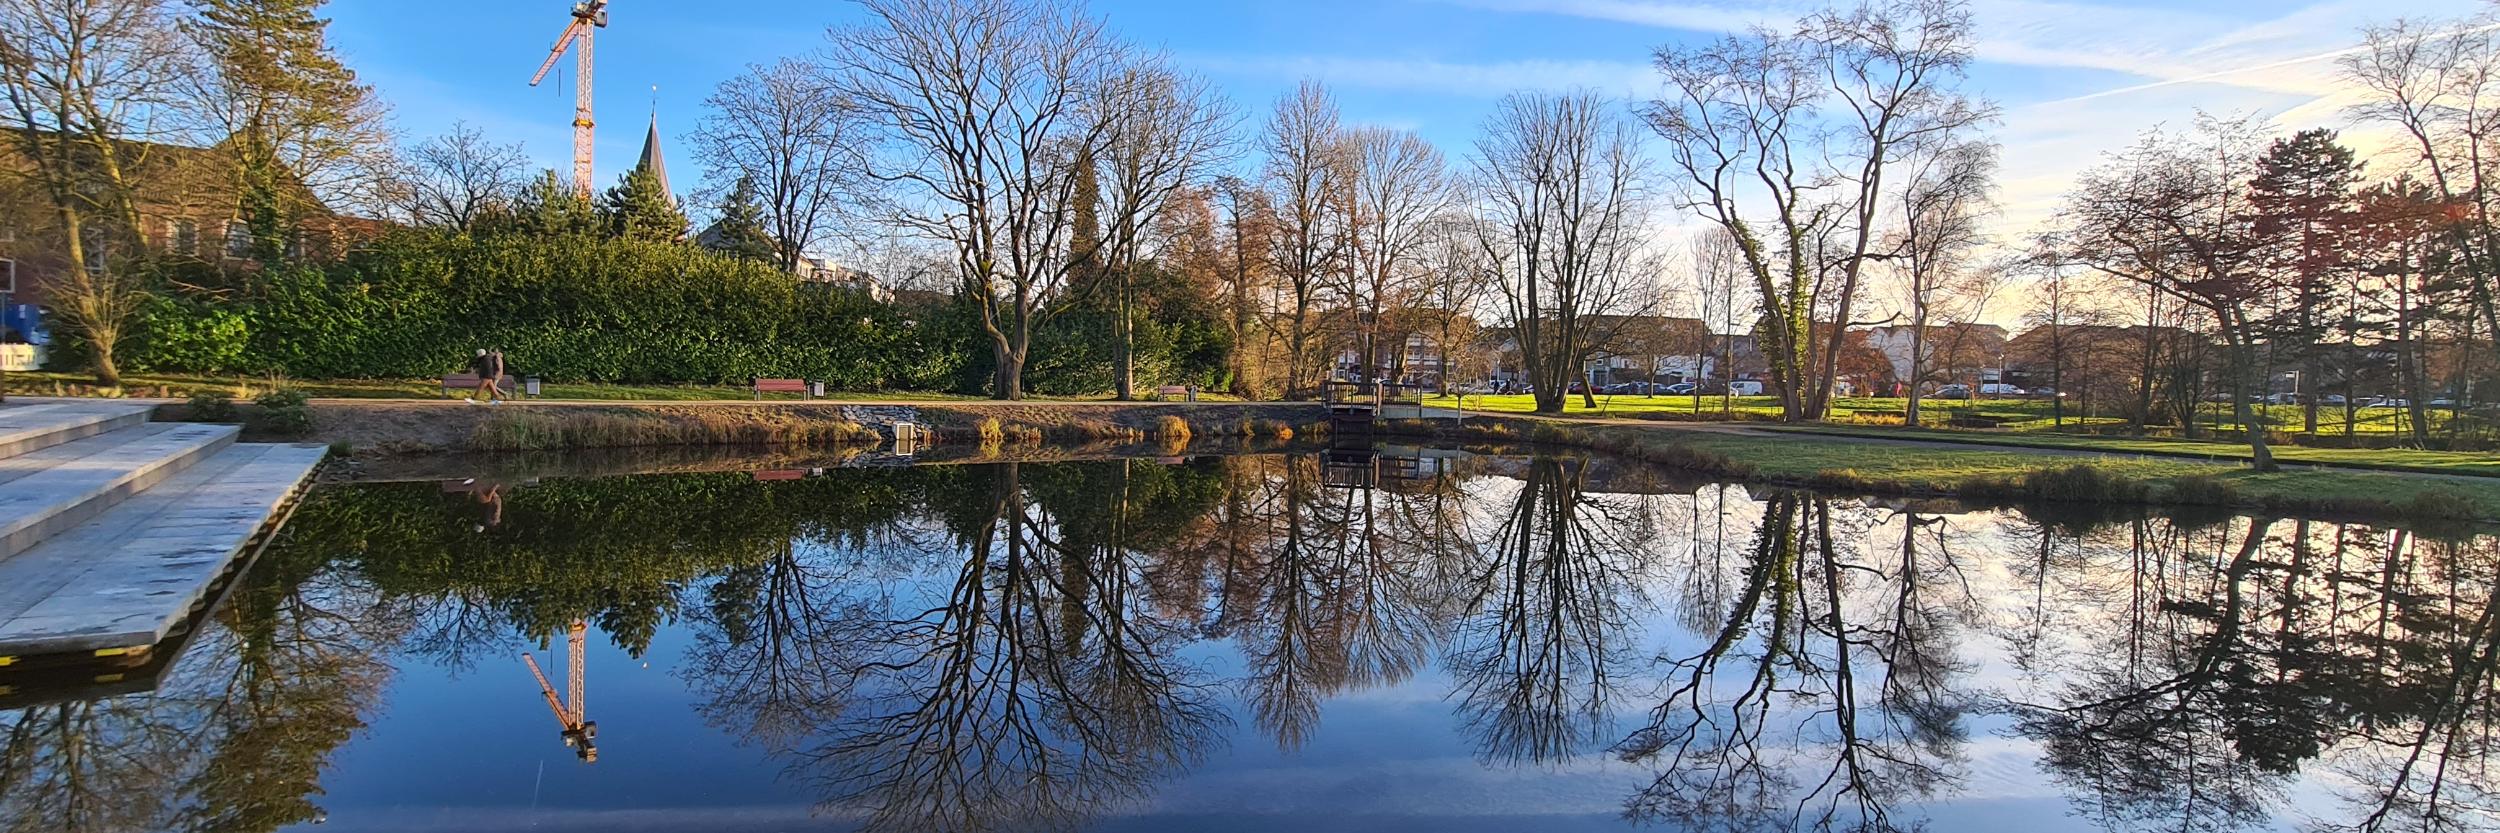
468;348;506;405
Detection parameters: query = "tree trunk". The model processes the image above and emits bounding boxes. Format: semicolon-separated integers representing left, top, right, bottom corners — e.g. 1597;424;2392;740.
1113;275;1136;401
2227;320;2276;472
992;339;1025;401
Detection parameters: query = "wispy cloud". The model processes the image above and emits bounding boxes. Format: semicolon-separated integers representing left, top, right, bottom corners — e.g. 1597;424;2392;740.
1184;54;1654;97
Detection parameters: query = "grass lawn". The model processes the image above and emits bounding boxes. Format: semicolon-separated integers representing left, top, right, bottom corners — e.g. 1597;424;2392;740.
1758;424;2500;478
1428;393;2474;434
1487;420;2500;521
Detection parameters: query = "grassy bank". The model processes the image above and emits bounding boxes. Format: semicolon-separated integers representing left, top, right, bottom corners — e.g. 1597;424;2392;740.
1384;416;2500;523
243;399;1326;455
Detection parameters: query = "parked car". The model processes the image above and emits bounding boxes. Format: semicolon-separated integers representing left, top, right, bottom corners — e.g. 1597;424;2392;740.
2363;396;2410;409
2319;394;2348;405
1978;383;2025;396
1931;384;1972;400
1727;380;1765;396
1603;382;1662;395
2263;392;2305;405
1663;382;1698;395
2025;386;2062;398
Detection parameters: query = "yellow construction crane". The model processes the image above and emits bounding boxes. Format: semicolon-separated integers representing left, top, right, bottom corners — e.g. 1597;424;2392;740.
528;1;610;199
522;620;598;763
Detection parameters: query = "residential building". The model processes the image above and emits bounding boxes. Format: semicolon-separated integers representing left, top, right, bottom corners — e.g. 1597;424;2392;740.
0;135;381;307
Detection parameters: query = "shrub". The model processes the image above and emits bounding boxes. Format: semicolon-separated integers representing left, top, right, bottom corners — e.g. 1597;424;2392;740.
2019;464;2146;503
1154;415;1192;441
2404;489;2478;520
251;388;314;437
2166;473;2238;506
129;295;251;374
187;389;238;422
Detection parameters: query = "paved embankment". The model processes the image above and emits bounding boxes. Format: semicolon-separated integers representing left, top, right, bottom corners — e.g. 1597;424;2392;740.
0;400;325;660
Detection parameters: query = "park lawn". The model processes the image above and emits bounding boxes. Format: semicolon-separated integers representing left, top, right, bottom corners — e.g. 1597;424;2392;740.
1428;393;2463;434
1581;424;2500;519
1760;423;2500;478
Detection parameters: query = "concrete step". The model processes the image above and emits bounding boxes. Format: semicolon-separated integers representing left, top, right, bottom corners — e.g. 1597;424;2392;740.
0;422;240;560
0;442;326;658
0;401;156;460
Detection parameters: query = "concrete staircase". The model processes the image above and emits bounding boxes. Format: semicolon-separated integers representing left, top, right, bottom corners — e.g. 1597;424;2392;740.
0;401;326;661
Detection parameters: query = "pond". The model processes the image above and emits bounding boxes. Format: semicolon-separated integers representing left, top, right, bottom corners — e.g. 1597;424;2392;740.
1;447;2493;833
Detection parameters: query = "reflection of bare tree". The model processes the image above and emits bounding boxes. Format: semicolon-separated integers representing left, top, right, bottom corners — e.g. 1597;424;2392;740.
2008;516;2301;833
1446;456;1650;765
1217;454;1452;749
1616;494;1973;832
785;463;1225;833
0;543;404;833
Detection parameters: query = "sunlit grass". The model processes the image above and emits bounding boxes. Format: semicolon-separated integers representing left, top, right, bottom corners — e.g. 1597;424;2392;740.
1426;392;2468;434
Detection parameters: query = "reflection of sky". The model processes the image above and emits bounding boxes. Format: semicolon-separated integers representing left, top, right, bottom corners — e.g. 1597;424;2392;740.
194;466;2420;833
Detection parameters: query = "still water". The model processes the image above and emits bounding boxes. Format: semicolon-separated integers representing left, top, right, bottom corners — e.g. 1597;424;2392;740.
2;448;2494;833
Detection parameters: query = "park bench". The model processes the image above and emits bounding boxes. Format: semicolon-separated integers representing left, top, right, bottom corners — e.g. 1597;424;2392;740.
752;378;813;400
440;373;521;398
1153;385;1193;402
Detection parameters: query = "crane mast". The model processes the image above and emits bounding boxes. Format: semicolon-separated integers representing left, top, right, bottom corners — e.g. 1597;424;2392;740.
521;619;598;762
528;1;610;199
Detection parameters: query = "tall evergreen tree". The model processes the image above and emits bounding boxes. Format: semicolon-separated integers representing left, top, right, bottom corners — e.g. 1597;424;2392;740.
602;167;688;243
2249;128;2361;433
188;0;390;263
703;176;776;262
509;170;599;237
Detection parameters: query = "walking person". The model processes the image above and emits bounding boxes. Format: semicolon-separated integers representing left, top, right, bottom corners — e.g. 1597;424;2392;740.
468;348;506;405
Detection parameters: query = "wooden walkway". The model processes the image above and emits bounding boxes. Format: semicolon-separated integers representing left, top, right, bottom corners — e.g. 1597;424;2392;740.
0;401;324;662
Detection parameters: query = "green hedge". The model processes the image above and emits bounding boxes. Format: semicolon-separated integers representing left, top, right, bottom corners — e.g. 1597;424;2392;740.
110;229;1227;395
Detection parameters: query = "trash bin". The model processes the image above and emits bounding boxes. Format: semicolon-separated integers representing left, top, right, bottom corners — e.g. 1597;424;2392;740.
811;381;826;398
525;377;542;397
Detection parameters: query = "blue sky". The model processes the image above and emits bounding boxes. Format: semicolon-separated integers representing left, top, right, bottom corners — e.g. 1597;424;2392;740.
326;0;2489;232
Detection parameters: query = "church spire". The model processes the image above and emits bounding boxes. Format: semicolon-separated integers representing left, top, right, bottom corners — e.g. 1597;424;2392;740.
635;108;670;196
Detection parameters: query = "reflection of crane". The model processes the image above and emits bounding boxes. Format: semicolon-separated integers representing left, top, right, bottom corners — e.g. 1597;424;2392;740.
527;1;611;198
521;620;598;762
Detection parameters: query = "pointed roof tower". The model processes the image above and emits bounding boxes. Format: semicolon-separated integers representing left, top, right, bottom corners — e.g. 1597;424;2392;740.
635;111;670;195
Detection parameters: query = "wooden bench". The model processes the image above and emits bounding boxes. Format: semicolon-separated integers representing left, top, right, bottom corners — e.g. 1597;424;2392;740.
753;378;812;400
441;373;519;397
1154;385;1192;402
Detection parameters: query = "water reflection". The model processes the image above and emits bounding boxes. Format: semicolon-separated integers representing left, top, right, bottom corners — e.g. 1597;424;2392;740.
1;450;2496;832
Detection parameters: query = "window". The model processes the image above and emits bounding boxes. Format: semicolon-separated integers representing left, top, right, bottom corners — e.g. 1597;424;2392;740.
0;259;15;294
83;244;106;275
173;219;197;255
224;221;251;258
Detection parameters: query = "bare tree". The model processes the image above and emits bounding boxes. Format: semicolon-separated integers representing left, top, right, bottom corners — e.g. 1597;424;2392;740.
1689;228;1752;415
395;122;527;232
1649;0;1989;421
2058;117;2282;470
1340;126;1448;383
1090;59;1235;399
1213;175;1277;397
2342;14;2500;373
1888;139;1997;425
1468;90;1659;414
0;0;198;385
1260;80;1353;396
695;57;857;273
824;0;1126;399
